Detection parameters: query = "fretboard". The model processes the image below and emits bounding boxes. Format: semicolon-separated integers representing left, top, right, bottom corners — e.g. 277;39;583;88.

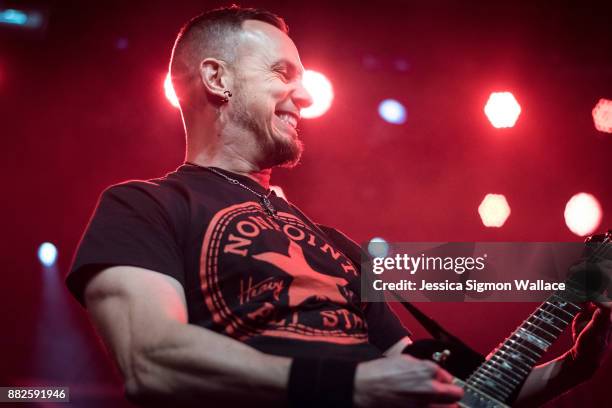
463;290;582;404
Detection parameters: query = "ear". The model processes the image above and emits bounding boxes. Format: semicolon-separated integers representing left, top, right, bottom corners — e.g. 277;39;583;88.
199;58;231;103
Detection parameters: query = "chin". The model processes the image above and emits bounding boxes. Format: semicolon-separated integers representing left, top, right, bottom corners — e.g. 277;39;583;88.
264;132;303;169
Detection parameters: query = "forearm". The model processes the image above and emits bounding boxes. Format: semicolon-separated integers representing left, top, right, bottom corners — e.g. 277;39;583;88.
125;321;291;406
514;351;586;407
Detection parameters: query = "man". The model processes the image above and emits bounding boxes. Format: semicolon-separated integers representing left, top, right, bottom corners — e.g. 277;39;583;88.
66;6;610;407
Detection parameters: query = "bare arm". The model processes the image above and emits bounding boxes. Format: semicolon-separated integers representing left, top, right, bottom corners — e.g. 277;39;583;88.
85;265;464;407
84;265;291;406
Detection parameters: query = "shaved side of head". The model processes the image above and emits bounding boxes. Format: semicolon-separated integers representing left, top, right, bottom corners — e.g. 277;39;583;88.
170;5;288;110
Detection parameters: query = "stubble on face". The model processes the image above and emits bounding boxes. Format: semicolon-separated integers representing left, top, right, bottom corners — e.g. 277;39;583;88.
227;79;303;169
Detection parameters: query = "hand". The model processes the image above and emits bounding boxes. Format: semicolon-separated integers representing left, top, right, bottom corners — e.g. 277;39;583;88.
353;354;464;408
568;301;612;378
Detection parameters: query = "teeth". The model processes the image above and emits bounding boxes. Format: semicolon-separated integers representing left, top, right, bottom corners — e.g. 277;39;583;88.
277;113;298;129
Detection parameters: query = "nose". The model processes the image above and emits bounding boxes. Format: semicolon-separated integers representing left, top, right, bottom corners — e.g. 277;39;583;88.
293;78;313;110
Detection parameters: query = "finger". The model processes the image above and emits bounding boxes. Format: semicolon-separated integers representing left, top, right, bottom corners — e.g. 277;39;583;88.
433;367;455;384
591;307;612;333
428;382;464;403
594;300;612;310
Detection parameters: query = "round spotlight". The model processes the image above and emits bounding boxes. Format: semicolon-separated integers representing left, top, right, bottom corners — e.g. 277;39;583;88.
478;194;511;228
484;92;521;128
564;193;602;237
368;237;389;258
300;70;333;119
592;98;612;134
38;242;58;267
378;99;407;125
164;72;180;109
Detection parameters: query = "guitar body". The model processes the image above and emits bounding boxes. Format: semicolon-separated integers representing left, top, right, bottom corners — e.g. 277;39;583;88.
403;340;510;407
402;339;484;380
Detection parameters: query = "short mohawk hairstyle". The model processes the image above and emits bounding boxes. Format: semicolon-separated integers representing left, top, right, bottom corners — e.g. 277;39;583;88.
170;5;288;107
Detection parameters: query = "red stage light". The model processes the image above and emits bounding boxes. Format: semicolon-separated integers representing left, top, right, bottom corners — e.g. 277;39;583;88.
592;98;612;134
164;72;180;109
301;70;333;119
484;92;521;128
564;193;602;237
478;194;511;227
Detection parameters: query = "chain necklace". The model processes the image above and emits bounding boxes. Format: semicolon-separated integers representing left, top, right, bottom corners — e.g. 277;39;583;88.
185;162;278;218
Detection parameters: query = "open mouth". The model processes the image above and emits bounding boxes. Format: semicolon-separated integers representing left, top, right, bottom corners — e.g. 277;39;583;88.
275;110;299;130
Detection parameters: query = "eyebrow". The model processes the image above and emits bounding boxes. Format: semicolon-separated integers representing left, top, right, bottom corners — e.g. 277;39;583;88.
271;59;304;79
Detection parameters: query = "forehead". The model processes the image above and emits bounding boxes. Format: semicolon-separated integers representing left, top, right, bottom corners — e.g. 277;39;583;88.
236;20;304;73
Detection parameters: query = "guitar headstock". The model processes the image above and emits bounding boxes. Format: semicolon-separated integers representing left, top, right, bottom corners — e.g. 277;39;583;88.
563;229;612;304
584;229;612;244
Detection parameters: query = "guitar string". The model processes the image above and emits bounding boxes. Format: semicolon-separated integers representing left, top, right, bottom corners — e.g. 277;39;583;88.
464;235;611;401
467;236;610;401
468;289;587;399
468;291;581;396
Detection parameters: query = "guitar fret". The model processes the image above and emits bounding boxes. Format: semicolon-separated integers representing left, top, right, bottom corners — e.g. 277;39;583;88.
471;367;516;391
538;307;570;326
488;354;528;378
471;372;514;397
467;377;509;401
550;294;581;314
530;313;565;333
456;234;610;408
517;327;550;352
524;320;557;341
504;339;542;361
544;301;575;319
472;370;514;393
492;346;533;372
479;363;521;385
468;376;511;401
488;354;529;376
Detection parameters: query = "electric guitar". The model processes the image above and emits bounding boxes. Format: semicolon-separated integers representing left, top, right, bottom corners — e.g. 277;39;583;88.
402;230;612;408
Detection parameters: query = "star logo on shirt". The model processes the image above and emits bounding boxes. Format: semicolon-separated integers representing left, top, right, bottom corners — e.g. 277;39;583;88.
253;240;349;307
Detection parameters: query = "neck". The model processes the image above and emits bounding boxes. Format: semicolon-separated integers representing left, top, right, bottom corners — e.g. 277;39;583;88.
183;111;272;189
186;154;272;189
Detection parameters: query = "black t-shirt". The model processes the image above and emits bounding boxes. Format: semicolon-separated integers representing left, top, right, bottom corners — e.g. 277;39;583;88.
67;164;410;362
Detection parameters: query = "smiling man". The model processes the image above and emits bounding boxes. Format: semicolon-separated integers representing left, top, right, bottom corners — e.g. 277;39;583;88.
66;5;610;408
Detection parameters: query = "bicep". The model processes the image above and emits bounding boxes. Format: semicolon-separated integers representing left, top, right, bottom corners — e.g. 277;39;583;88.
84;265;188;379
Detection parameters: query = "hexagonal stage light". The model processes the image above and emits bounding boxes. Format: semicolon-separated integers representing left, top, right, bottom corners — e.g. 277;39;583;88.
484;92;521;128
592;98;612;134
478;194;511;227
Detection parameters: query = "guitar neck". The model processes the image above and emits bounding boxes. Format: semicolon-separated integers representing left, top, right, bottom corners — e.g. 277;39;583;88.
462;289;582;404
457;231;610;407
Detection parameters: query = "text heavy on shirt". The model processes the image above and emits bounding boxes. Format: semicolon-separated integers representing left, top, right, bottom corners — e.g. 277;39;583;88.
66;164;410;361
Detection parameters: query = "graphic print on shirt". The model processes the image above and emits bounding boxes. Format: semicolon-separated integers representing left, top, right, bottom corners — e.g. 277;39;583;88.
199;201;368;344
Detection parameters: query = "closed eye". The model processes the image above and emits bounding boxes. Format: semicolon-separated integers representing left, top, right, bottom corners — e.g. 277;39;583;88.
275;68;292;82
271;59;301;82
